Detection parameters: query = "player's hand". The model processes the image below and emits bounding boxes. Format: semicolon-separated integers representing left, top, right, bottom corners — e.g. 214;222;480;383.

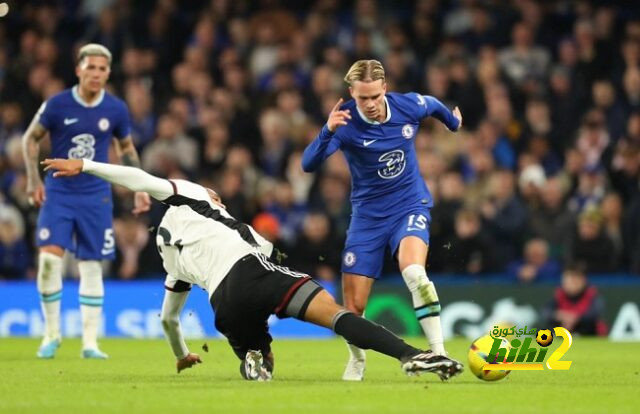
132;192;151;215
177;353;202;373
27;182;46;207
327;98;351;132
452;106;463;130
42;158;84;177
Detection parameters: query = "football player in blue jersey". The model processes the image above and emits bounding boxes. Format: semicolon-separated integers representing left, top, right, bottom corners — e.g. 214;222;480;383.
21;44;151;359
302;60;463;380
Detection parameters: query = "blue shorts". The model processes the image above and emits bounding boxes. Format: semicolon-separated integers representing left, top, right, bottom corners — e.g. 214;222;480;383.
341;207;431;279
36;190;115;260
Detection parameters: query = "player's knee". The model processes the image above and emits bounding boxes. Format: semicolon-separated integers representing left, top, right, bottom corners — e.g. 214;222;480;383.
37;252;63;293
401;264;429;291
343;298;367;316
40;245;64;257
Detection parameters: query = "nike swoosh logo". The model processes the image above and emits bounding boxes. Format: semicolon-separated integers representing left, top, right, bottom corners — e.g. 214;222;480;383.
363;139;378;147
101;248;115;255
64;118;78;125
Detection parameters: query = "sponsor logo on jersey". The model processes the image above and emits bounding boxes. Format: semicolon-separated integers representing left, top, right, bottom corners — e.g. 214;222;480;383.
98;118;110;131
68;134;96;160
363;139;378;147
377;149;406;179
39;228;50;241
402;124;414;139
64;118;79;126
344;252;356;267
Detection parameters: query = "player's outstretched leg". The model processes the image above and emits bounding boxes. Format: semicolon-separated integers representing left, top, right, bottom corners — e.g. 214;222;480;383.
79;260;108;359
300;289;462;379
36;251;64;359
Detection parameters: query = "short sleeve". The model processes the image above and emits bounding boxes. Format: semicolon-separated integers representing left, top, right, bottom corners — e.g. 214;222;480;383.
113;100;131;139
164;274;192;292
36;101;53;130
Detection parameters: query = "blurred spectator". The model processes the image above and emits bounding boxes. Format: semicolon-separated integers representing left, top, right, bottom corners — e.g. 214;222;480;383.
541;263;608;336
288;212;341;282
518;163;546;209
0;203;31;279
430;170;465;252
112;215;163;279
479;169;528;267
251;212;288;263
591;79;626;141
430;208;494;275
124;81;156;150
142;113;199;175
498;21;550;90
507;238;561;284
528;176;575;260
567;165;606;214
566;207;617;273
264;179;307;245
259;109;293;177
600;192;625;263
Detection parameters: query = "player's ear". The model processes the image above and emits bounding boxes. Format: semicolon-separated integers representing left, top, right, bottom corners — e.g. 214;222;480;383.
348;86;354;98
382;81;387;93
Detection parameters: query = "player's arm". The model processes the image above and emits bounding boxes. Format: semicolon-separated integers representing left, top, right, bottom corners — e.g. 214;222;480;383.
160;280;202;373
42;158;175;200
421;95;462;131
301;98;348;172
21;113;49;207
114;135;151;214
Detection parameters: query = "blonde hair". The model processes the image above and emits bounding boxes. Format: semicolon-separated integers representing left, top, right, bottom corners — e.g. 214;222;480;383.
77;43;112;65
344;59;385;85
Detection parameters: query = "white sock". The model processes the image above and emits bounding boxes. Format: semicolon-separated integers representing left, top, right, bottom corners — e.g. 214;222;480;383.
78;260;104;350
347;341;366;361
37;252;63;343
401;264;445;355
346;310;366;361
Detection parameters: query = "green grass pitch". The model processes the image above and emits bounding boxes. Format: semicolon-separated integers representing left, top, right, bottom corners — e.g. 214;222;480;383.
1;337;638;414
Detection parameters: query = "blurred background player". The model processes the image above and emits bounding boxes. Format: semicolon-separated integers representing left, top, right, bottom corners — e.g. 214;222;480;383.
302;60;462;380
42;157;464;381
21;44;151;359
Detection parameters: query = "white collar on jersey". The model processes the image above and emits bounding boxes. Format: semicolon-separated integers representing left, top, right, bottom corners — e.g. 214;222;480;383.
355;96;391;125
72;85;105;108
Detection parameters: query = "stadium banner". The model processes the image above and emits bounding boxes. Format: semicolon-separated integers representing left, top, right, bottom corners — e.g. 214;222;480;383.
0;280;334;339
365;281;640;342
1;280;638;340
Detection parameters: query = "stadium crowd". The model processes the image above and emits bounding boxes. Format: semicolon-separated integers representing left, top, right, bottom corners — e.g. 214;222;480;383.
1;0;639;281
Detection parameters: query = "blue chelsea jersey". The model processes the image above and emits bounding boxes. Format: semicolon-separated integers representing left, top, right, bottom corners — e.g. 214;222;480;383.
302;92;460;219
37;86;130;195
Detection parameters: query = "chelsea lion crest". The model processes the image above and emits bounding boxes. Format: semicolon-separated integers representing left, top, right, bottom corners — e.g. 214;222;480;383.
344;252;356;267
98;118;110;131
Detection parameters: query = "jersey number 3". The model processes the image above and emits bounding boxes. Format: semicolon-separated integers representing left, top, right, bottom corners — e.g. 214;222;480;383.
68;134;96;160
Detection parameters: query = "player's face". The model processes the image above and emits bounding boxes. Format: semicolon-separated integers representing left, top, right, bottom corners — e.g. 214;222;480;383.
76;55;110;94
349;79;387;121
